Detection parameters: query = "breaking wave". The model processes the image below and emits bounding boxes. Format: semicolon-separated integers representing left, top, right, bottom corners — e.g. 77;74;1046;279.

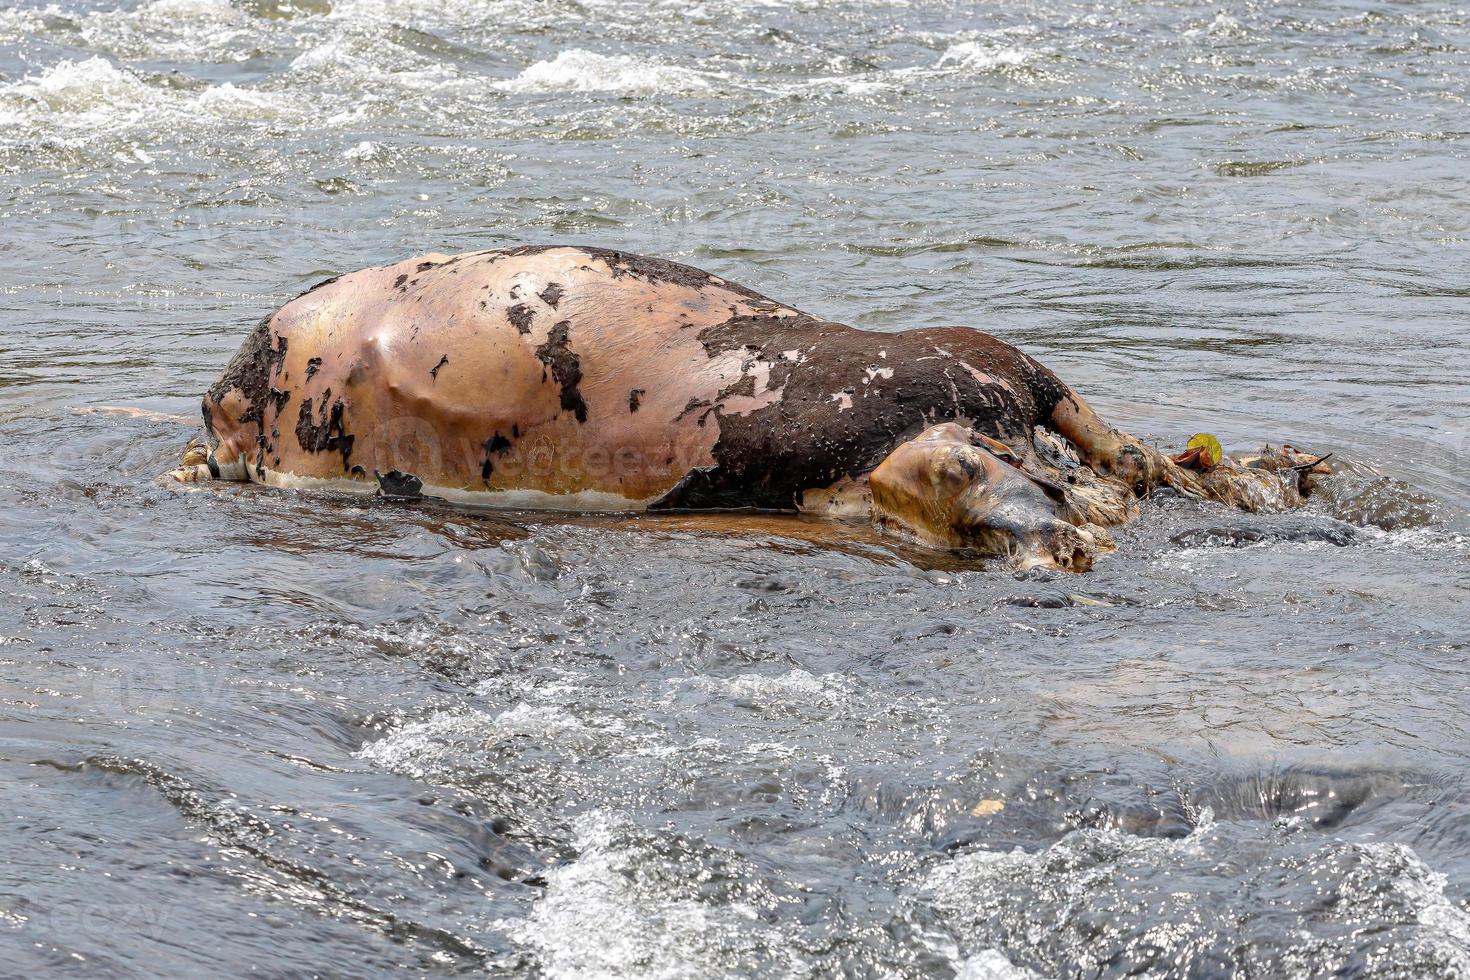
497;49;717;96
0;56;296;151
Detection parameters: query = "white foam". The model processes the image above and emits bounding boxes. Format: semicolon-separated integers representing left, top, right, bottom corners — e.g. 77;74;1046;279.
195;82;295;117
495;701;618;738
143;0;242;17
937;42;1039;72
287;30;474;103
0;56;296;146
506;810;794;978
956;949;1045;980
357;702;631;781
0;57;162;137
682;668;857;704
355;708;497;778
801;75;895;96
289;38;357;73
11;57;160;113
924;818;1470;976
324;0;491;28
343;139;386;161
1185;12;1248;39
0;8;43;41
498;49;714;96
288;34;448;84
1371;842;1470;970
75;0;261;62
1210;12;1245;35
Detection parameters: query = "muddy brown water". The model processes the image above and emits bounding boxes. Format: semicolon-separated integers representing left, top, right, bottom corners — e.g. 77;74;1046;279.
2;0;1469;975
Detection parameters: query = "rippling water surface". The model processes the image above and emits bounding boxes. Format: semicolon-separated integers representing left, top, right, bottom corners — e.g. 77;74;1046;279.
2;0;1469;975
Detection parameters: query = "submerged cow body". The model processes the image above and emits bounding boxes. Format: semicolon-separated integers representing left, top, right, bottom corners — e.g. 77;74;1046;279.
176;245;1327;570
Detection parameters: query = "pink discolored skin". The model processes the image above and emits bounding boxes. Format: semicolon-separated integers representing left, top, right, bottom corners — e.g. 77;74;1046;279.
201;246;805;507
186;245;1328;569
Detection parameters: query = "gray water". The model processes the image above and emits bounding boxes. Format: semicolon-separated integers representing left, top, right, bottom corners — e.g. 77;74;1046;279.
2;0;1469;975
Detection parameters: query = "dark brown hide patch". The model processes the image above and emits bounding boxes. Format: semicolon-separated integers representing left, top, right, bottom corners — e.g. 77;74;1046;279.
535;320;588;423
717;374;756;400
651;318;1070;511
507;304;534;335
376;470;423;498
203;317;287;451
480;432;513;481
676;397;711;420
296;391;355;471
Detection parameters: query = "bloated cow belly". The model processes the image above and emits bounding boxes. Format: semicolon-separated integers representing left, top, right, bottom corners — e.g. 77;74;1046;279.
203;246;803;509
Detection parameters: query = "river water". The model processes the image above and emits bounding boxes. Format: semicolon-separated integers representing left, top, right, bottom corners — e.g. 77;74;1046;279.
2;0;1469;975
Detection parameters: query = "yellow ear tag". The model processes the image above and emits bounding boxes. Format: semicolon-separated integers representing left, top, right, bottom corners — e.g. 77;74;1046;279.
1187;432;1223;470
